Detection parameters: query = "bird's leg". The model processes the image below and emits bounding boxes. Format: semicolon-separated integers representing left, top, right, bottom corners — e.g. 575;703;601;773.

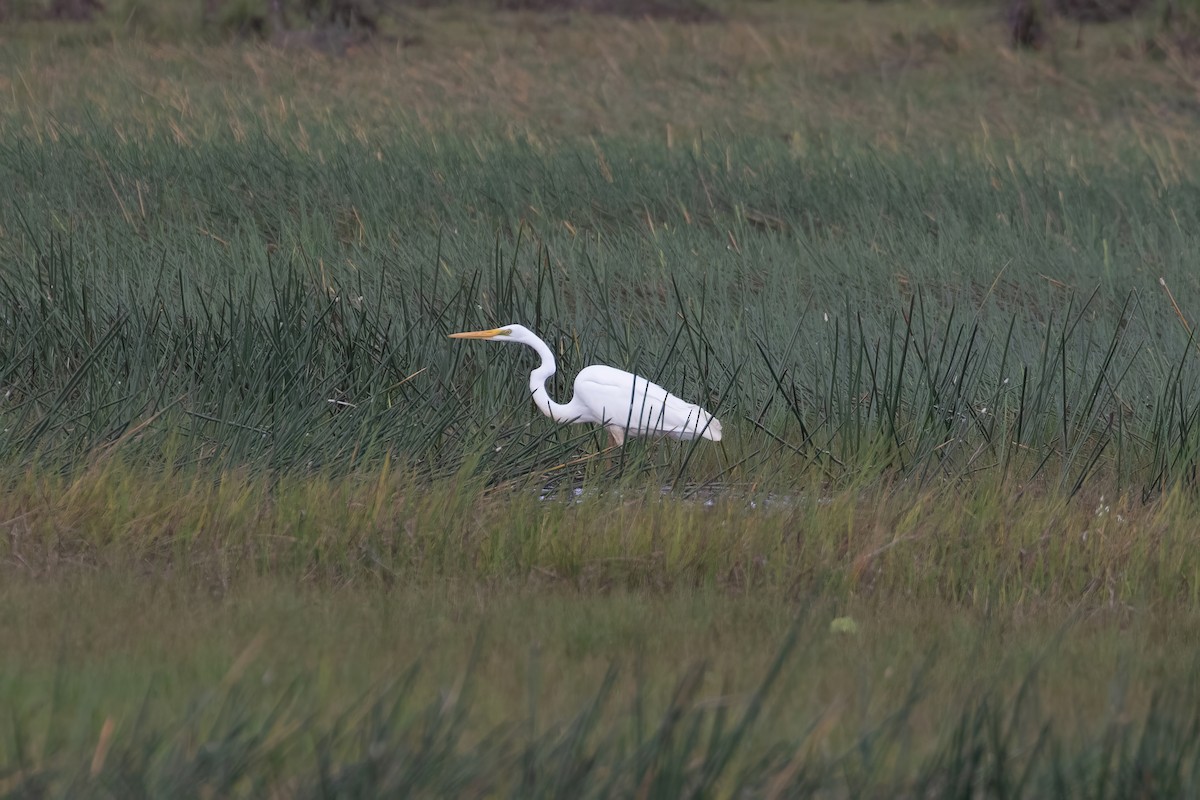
602;427;624;473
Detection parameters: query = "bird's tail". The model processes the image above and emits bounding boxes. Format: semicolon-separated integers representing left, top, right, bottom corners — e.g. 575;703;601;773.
702;415;723;441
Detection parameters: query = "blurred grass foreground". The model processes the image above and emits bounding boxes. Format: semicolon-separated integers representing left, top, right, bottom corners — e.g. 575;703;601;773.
5;0;1200;795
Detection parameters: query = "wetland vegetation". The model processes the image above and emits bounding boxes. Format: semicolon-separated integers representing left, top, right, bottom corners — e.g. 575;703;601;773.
4;0;1200;794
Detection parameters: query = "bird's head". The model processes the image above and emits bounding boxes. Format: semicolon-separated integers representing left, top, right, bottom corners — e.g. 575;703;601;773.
448;324;530;343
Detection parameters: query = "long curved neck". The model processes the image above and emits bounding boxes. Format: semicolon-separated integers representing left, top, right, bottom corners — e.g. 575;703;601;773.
522;334;582;424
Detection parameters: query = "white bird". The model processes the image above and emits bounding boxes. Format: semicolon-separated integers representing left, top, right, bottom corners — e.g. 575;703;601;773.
449;324;723;447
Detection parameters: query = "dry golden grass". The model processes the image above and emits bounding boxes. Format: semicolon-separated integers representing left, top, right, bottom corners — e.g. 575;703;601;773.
4;1;1200;161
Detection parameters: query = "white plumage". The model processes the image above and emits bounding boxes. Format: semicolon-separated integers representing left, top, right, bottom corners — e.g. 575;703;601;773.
450;324;722;447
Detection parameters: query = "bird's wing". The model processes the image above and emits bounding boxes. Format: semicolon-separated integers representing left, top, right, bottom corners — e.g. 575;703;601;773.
573;365;722;441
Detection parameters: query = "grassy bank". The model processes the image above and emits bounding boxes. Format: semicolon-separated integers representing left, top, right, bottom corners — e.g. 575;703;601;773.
4;566;1200;796
4;462;1200;606
3;464;1200;793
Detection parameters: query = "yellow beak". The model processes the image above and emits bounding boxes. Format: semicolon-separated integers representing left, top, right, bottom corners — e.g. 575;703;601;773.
448;328;508;339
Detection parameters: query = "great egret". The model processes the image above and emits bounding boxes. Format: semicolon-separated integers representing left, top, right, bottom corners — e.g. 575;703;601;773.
449;324;723;447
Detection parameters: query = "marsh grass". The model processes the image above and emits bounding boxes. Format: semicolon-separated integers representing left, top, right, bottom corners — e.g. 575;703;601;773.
3;457;1199;609
5;1;1200;794
3;133;1200;495
3;606;1200;798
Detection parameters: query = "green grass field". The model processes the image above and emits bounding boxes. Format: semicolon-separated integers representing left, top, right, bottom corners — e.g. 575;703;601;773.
4;1;1200;795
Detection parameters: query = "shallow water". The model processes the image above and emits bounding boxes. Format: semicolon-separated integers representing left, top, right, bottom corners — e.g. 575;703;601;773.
536;483;806;510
